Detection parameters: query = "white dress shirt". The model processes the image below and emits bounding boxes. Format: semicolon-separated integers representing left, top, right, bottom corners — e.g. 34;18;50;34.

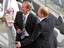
23;12;30;24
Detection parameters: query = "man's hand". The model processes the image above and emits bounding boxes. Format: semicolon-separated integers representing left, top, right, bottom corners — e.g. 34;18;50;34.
16;41;21;48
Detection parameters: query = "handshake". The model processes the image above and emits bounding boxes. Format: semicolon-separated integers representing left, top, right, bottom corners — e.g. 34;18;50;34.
16;28;29;48
16;28;29;39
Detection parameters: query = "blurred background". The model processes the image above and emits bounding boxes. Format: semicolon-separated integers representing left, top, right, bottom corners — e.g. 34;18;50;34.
0;0;64;48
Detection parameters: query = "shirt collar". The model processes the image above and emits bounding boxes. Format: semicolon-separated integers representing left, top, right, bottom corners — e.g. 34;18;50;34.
23;12;30;18
37;16;46;22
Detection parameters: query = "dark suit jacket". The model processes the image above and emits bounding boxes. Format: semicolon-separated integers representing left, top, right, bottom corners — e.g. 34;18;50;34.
14;11;38;48
32;18;57;48
14;11;37;34
48;13;57;26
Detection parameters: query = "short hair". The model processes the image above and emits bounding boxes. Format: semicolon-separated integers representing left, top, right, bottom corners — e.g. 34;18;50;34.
22;1;32;10
39;6;49;17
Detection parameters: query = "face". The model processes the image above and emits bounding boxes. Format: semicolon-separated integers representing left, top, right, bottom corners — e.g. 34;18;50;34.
21;3;29;14
6;8;14;15
9;8;14;14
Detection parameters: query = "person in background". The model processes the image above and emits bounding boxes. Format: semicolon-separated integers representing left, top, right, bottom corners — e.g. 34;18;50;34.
4;8;14;27
4;8;16;48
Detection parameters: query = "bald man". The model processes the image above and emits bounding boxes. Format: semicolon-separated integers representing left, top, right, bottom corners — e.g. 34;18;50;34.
33;6;57;48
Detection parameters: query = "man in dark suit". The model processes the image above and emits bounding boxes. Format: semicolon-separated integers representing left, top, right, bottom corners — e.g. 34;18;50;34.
31;7;57;48
14;1;38;48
